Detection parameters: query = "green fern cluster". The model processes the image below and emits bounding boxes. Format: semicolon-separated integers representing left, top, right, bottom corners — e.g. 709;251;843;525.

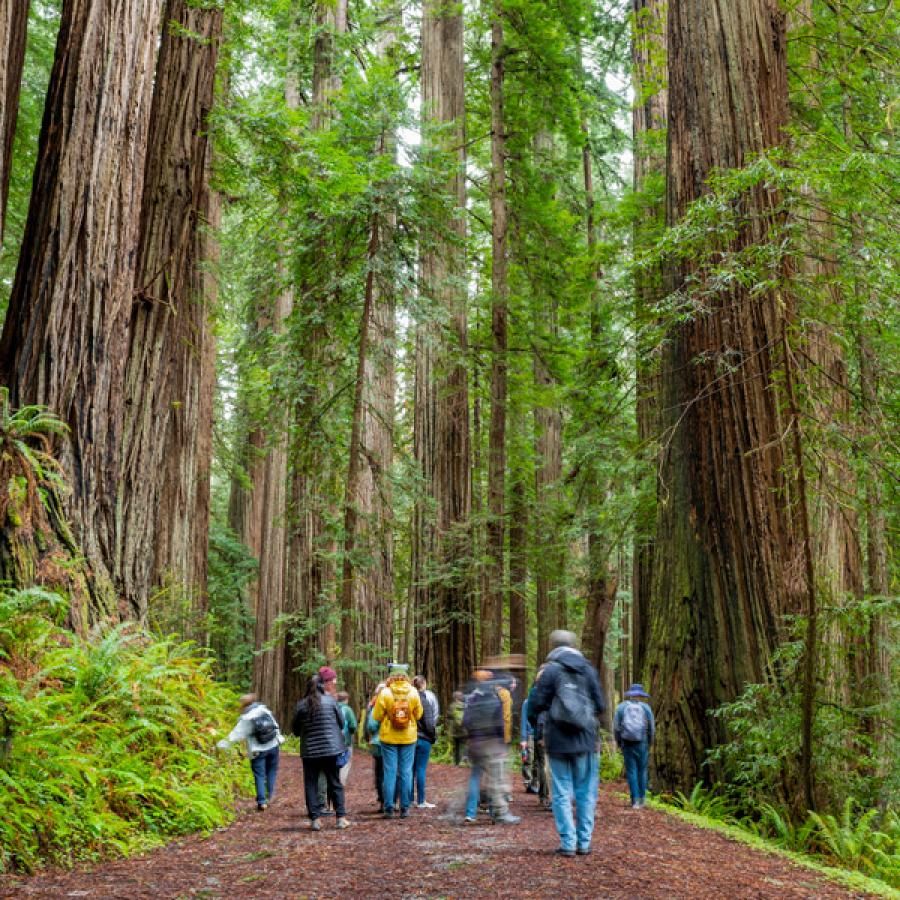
0;587;249;873
662;784;899;889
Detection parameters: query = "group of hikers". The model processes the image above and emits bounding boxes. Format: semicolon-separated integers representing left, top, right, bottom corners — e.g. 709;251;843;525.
218;629;656;857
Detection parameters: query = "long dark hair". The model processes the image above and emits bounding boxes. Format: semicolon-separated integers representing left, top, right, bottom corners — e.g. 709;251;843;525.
304;674;322;716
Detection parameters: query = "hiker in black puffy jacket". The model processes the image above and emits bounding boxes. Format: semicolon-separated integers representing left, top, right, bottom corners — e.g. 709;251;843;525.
527;630;605;857
292;675;351;831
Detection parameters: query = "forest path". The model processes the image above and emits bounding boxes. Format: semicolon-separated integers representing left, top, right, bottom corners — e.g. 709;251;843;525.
1;754;872;899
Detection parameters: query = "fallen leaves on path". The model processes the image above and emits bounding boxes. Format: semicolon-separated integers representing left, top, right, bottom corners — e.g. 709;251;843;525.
0;754;872;899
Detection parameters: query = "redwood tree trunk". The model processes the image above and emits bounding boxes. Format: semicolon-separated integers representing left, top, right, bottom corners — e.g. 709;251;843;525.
0;0;29;242
482;0;508;660
419;0;474;707
643;0;799;791
120;0;223;619
0;0;165;623
630;0;667;681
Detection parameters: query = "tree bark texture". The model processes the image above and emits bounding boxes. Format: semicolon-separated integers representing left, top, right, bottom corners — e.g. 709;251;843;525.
119;0;223;619
482;0;508;660
0;0;29;243
630;0;667;681
581;534;618;734
419;0;474;707
643;0;800;791
0;0;165;623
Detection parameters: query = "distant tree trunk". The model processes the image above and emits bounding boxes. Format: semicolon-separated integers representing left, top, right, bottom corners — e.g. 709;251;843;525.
0;0;165;625
644;0;798;791
0;0;29;242
419;0;473;706
482;0;508;660
120;0;223;620
581;535;617;734
508;466;527;663
630;0;667;682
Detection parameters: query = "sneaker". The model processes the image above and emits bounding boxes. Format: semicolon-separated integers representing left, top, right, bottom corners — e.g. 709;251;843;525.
257;802;268;811
463;816;477;824
417;801;436;809
493;814;521;825
382;809;394;820
310;819;322;831
554;848;575;858
399;808;410;819
336;817;350;829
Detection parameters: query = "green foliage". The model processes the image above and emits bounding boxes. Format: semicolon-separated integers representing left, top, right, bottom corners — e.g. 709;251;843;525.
205;523;257;686
0;587;248;874
667;783;736;821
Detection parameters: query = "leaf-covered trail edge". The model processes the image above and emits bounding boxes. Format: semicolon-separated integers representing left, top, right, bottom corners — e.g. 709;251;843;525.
0;754;878;899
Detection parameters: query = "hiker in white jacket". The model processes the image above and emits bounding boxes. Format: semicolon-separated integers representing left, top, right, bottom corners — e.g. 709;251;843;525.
217;693;285;810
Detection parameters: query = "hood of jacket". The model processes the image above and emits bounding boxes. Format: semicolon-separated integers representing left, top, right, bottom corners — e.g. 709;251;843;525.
546;645;591;676
386;674;414;698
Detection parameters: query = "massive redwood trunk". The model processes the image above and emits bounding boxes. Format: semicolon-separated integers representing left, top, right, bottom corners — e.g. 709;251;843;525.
120;0;223;620
643;0;800;791
0;0;29;242
0;0;165;624
418;0;474;707
482;0;508;660
630;0;667;681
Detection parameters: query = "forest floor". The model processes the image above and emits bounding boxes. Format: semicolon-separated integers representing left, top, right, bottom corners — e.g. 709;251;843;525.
0;754;878;899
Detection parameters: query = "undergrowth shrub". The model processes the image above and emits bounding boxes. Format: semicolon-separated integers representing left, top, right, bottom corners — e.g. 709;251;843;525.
0;587;249;874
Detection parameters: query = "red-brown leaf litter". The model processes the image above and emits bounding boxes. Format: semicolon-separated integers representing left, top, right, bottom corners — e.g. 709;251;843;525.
0;754;874;899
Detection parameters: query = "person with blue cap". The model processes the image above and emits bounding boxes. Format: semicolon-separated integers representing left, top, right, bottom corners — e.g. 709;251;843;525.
613;684;655;809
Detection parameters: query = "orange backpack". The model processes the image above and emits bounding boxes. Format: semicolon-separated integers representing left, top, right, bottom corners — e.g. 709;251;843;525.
389;696;411;730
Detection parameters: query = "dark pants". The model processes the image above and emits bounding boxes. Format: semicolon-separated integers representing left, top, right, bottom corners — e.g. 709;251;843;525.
302;755;345;820
250;746;279;805
453;736;465;766
373;752;384;805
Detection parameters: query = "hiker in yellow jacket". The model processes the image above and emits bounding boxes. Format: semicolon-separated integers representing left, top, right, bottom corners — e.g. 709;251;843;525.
372;662;423;819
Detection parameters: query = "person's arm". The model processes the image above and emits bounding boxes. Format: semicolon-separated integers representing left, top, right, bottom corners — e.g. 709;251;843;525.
529;667;556;718
217;715;251;749
291;703;304;738
645;704;656;743
526;685;539;727
612;704;623;747
372;690;387;724
422;695;437;740
412;690;424;722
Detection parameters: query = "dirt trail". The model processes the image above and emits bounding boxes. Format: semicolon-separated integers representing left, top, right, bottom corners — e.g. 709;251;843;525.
0;754;873;899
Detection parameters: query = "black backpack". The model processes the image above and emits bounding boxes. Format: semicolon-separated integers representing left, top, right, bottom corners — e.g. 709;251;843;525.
462;685;502;737
250;707;278;743
549;663;594;732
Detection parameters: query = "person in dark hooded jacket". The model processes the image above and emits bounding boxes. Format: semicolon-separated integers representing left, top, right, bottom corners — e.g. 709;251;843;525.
527;630;604;857
292;675;350;830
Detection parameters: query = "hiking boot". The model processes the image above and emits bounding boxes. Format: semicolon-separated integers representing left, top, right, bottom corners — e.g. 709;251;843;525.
417;801;436;809
554;848;575;858
576;847;592;856
257;802;268;811
382;809;394;820
310;819;322;831
493;814;521;825
335;818;350;829
399;808;410;819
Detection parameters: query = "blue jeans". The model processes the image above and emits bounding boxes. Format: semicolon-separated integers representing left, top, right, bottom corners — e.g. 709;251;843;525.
621;740;649;804
250;746;279;805
548;752;598;853
414;738;433;804
381;742;415;813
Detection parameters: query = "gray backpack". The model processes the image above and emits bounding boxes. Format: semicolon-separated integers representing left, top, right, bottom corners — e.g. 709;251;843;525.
549;663;594;731
620;701;648;742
